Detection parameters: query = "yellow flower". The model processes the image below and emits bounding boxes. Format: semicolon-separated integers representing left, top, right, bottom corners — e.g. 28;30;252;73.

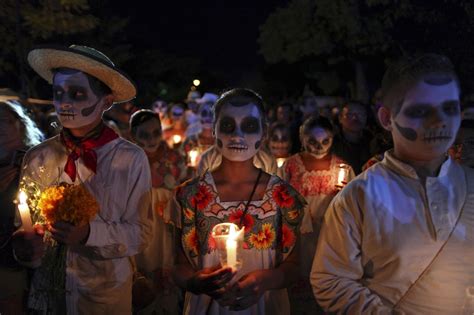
249;223;275;250
37;183;99;226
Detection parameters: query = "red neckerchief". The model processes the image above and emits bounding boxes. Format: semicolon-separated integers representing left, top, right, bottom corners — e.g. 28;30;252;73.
60;124;119;181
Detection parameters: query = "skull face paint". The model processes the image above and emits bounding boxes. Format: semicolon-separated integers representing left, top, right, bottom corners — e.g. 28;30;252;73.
391;80;461;161
152;100;168;120
199;103;213;130
269;128;291;158
302;127;333;159
215;103;263;162
133;117;162;153
52;71;105;129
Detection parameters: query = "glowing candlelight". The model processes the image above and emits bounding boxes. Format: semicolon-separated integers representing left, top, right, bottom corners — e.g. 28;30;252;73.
17;190;33;232
211;223;244;270
276;157;286;168
173;134;182;144
226;224;237;269
189;149;199;167
336;164;349;187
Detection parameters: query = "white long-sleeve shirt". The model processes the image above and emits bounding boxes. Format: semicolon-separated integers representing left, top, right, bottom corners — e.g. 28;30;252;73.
311;150;474;314
21;135;153;315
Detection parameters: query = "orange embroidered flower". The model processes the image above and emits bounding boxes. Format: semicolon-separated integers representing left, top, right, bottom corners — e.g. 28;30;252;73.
184;227;199;255
184;207;195;220
37;183;99;226
281;224;296;250
287;210;299;221
229;209;254;232
190;183;214;211
249;223;275;250
207;232;216;251
272;184;294;208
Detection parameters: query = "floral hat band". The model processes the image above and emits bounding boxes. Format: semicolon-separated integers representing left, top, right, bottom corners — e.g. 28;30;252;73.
27;44;137;103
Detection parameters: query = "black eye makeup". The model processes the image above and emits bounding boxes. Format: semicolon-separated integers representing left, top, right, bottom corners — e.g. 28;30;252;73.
52;86;88;102
241;117;261;134
218;116;236;134
403;104;431;118
443;101;460;116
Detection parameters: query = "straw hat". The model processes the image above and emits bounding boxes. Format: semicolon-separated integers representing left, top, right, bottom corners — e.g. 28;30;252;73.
27;45;136;103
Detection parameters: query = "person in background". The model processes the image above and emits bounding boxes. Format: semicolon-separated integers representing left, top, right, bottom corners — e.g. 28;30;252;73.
129;109;185;314
172;88;305;314
449;119;474;167
281;115;354;314
332;101;373;174
312;53;474;314
0;100;43;315
163;102;187;149
151;98;172;131
275;102;301;154
266;122;293;169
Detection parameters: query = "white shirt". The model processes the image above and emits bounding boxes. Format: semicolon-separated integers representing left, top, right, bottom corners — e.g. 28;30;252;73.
21;135;153;315
311;150;474;314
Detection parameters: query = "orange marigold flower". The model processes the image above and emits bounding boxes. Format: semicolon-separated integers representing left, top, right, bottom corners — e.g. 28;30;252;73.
249;223;275;250
37;184;99;226
287;210;299;221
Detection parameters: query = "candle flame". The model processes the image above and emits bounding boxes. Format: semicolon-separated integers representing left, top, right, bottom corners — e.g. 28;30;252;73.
18;190;27;204
276;158;286;168
173;135;182;144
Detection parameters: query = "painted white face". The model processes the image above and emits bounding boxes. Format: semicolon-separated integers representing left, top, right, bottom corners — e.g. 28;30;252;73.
152;100;168;119
199;103;213;130
269;129;291;158
390;80;461;161
53;71;105;129
0;106;23;160
303;127;333;159
215;103;263;162
133;117;162;153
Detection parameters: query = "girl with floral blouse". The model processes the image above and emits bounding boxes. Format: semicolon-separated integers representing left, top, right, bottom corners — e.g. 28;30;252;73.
172;88;305;314
282;115;354;314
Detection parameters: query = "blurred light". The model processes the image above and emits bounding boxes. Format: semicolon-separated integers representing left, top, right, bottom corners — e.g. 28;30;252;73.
193;79;201;86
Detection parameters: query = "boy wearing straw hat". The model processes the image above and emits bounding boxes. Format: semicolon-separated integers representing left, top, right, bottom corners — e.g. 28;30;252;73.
13;45;153;314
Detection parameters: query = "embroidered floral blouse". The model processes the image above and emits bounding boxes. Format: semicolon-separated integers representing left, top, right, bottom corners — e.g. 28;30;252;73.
175;171;305;315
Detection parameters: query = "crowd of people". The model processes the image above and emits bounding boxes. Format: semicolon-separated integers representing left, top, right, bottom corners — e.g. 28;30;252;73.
0;44;473;315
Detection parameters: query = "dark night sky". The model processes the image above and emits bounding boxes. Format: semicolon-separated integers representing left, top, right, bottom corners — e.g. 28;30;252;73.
109;1;288;86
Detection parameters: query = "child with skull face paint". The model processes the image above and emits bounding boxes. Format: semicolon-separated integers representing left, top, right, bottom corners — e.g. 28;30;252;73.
281;115;354;314
312;54;474;314
173;88;305;314
129;110;186;314
14;45;153;314
163;103;187;149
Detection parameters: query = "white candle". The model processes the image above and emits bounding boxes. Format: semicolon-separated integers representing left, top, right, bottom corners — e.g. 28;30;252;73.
337;164;348;187
226;224;237;269
226;239;237;269
173;134;182;144
189;149;199;167
18;190;33;232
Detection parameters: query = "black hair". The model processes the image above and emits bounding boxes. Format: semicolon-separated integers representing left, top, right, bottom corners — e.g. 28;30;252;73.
129;109;162;136
300;115;334;139
213;88;266;126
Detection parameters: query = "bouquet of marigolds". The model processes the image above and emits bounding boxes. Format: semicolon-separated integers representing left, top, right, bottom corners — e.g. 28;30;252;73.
33;182;99;312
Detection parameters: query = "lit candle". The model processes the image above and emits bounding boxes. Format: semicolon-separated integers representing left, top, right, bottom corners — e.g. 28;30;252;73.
336;164;349;187
276;157;286;168
189;149;199;167
173;134;182;144
226;224;237;269
17;190;33;232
